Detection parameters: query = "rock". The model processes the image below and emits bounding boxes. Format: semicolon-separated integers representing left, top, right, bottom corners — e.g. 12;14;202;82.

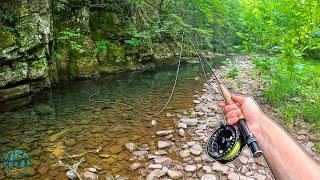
239;155;248;164
184;165;197;172
109;145;123;154
253;173;266;180
297;129;308;135
158;141;172;149
187;141;195;146
242;148;251;157
66;170;77;179
180;117;198;126
125;142;136;152
26;167;36;176
166;113;174;117
38;164;49;175
179;149;191;159
202;165;212;173
82;171;98;180
164;134;174;139
209;121;219;128
65;138;76;146
178;128;185;136
92;165;101;171
133;150;148;156
178;122;187;129
193;100;201;104
148;155;158;159
148;164;162;169
201;174;216;180
227;172;239;180
155;150;167;155
85;168;98;173
212;162;221;171
156;130;174;136
147;168;167;180
154;157;172;167
167;170;183;179
201;154;214;162
255;157;267;167
49;130;67;142
130;162;141;170
190;143;203;155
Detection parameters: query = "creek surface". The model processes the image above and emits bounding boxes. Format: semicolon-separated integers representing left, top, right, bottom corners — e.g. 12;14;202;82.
0;56;227;179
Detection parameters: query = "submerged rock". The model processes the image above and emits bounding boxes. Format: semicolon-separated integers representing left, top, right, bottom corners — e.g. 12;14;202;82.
158;141;172;149
180;117;198;126
130;162;141;170
66;170;77;179
156;130;174;136
125;142;136;152
82;171;98;180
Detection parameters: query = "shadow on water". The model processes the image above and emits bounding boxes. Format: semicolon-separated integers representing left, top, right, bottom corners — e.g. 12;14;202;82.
0;56;229;179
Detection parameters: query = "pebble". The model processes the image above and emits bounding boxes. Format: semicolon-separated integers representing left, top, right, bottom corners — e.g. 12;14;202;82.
109;145;123;154
64;138;76;146
130;162;141;170
202;165;212;173
178;122;187;129
253;173;267;180
201;154;214;162
133;150;148;156
187;141;195;146
180;117;198;126
82;171;98;180
201;174;216;180
167;170;183;179
156;130;174;136
85;167;98;173
239;155;248;164
178;128;185;136
66;170;77;179
255;157;268;167
154;157;172;166
164;134;174;139
155;150;167;155
125;142;136;152
148;164;162;169
38;164;49;175
158;141;172;149
190;143;203;155
147;168;167;180
227;172;240;180
184;165;197;172
179;149;191;158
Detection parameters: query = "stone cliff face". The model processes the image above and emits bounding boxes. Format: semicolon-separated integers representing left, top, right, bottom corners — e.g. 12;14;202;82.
0;0;53;111
0;0;180;111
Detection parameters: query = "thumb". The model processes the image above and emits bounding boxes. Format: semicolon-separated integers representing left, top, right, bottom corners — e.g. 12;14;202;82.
231;95;246;105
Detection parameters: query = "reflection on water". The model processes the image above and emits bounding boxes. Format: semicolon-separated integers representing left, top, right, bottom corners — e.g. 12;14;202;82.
0;56;226;179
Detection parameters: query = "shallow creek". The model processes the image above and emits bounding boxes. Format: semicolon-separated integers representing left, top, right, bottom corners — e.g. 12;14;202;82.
0;56;227;179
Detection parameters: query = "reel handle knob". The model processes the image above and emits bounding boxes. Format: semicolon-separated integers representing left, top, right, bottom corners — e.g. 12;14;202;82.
219;84;263;158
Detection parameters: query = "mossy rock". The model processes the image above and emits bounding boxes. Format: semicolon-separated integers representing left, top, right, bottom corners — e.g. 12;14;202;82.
0;27;15;49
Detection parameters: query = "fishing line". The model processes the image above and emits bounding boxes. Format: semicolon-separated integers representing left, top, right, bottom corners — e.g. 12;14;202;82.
88;32;212;117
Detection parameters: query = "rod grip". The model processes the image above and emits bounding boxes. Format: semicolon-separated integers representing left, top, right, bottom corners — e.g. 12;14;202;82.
219;84;262;158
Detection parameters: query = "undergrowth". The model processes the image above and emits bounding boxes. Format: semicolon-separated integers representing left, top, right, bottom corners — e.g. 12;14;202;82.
253;56;320;131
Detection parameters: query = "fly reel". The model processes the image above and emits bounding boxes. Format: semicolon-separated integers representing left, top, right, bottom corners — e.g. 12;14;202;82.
207;123;246;164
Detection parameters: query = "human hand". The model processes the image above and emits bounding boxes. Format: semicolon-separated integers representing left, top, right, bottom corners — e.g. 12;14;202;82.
219;95;265;136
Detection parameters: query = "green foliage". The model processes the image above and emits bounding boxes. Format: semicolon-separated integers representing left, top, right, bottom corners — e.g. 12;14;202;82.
225;66;239;79
238;0;320;57
96;40;107;52
53;52;62;60
125;38;139;47
57;29;86;54
253;56;320;129
316;143;320;152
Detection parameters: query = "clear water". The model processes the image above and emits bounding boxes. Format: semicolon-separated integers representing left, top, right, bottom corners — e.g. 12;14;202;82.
0;56;226;179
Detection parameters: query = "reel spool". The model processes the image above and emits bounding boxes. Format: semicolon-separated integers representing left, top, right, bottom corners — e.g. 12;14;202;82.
207;123;246;164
